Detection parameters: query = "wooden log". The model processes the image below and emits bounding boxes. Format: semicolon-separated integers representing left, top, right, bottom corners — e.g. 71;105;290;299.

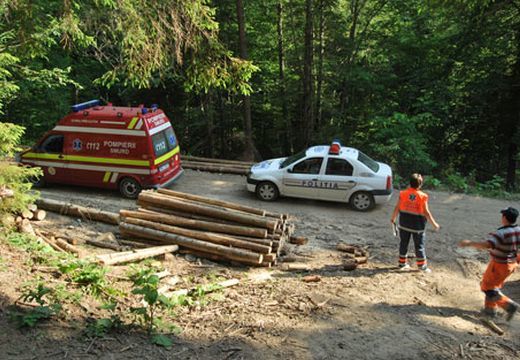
55;238;83;256
27;204;38;212
31;209;47;221
34;230;66;253
21;209;34;219
156;189;266;216
138;192;278;230
119;222;263;264
343;259;357;271
96;245;179;266
303;275;321;283
336;243;357;253
355;256;368;264
120;209;268;239
181;161;250;171
282;263;310;271
181;155;254;166
118;239;155;249
124;217;272;254
137;202;240;225
1;214;15;227
263;253;277;262
86;239;125;251
231;235;274;246
181;162;248;175
18;218;35;236
36;198;119;225
289;236;309;245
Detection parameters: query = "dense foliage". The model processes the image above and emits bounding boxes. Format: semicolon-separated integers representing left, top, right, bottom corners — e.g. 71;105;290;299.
0;0;518;191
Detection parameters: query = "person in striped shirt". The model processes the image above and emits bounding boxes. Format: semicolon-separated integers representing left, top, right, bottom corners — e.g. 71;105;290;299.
458;207;520;320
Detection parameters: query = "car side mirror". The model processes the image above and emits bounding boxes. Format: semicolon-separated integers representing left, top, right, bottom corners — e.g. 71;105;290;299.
287;167;293;173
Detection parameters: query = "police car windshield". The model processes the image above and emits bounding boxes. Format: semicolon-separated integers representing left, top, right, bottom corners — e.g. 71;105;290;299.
357;151;380;173
152;127;178;157
280;150;306;168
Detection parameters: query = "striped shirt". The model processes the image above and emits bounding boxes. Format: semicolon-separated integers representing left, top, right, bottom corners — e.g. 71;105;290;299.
487;224;520;263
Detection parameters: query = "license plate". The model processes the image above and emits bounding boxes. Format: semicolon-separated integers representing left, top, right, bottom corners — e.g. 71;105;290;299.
159;163;170;172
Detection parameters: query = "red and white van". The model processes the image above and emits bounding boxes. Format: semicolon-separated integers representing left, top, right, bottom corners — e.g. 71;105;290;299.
19;100;183;198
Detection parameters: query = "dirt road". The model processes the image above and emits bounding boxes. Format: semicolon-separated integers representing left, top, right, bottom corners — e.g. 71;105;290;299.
1;169;520;359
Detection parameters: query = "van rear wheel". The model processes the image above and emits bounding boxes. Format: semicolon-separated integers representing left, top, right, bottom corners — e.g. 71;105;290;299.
119;177;142;199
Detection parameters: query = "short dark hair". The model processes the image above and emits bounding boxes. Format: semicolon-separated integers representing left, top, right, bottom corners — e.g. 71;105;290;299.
410;173;423;189
501;207;519;223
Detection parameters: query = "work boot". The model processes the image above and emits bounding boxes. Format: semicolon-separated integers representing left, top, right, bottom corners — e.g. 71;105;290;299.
419;265;432;273
505;303;518;321
399;263;411;271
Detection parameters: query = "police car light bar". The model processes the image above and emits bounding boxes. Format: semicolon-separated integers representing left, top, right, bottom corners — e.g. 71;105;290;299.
71;99;101;112
329;139;342;155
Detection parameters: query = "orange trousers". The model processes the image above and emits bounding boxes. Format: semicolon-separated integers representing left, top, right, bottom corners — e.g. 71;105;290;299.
480;259;517;310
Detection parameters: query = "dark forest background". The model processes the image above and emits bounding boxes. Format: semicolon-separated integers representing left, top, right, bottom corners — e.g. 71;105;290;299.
1;0;519;191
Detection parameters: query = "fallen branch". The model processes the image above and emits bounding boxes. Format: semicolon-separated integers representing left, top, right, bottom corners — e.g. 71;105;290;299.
96;245;179;266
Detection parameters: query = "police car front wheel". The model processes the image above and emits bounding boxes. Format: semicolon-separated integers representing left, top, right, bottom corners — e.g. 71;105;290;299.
119;177;142;199
255;182;279;201
350;191;374;211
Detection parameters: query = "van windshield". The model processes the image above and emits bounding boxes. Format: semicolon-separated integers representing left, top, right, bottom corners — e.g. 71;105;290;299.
152;126;178;157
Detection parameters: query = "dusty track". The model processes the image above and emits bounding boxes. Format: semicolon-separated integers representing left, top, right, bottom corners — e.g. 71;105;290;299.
1;169;519;359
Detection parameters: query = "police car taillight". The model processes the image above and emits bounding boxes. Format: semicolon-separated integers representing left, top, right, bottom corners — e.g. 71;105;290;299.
386;175;392;190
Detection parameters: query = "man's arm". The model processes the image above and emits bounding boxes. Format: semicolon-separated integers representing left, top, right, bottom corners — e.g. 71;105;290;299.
458;239;492;250
390;197;400;224
424;201;440;230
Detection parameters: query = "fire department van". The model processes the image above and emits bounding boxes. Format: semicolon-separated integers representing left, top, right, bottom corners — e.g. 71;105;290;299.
19;100;183;198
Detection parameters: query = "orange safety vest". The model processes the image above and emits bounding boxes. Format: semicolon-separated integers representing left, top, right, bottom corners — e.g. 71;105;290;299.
398;187;428;216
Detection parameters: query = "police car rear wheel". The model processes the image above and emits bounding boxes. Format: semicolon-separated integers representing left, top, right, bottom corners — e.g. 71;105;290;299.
119;177;142;199
256;182;279;201
350;191;374;211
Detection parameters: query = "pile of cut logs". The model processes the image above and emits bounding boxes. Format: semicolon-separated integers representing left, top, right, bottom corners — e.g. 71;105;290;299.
181;155;252;176
118;189;293;267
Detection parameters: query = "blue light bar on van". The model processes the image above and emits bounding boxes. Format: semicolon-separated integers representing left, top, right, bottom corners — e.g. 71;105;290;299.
71;99;101;112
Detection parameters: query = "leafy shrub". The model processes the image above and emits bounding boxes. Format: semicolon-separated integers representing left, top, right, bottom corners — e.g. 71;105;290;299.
444;171;468;193
422;176;442;189
10;282;62;328
0;123;41;215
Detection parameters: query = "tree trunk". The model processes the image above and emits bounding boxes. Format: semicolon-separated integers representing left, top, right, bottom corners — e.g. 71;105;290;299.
302;0;315;147
505;30;520;190
236;0;255;161
315;0;325;130
277;0;292;153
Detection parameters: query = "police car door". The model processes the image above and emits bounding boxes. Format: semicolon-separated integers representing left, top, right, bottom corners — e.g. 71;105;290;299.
282;157;323;199
317;157;357;202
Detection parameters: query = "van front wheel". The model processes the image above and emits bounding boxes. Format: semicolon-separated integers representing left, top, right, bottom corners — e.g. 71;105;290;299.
119;177;142;199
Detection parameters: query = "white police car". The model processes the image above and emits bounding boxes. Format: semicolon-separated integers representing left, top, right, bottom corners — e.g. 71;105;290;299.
246;141;393;211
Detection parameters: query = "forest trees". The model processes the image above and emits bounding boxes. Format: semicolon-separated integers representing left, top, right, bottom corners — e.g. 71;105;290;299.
0;0;518;190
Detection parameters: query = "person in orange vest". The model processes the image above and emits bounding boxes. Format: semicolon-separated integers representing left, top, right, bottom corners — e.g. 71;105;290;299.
458;207;519;320
390;173;440;272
